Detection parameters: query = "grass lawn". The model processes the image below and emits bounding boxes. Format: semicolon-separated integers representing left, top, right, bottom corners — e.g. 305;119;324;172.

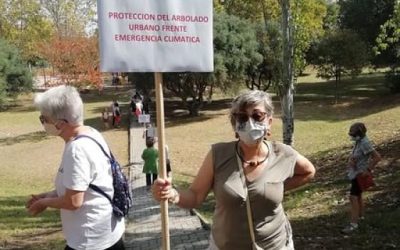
0;72;399;249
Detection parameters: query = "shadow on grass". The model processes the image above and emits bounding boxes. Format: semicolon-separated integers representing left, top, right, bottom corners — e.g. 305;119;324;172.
0;131;49;146
290;202;400;249
77;86;134;104
0;196;63;250
293;74;400;122
160;98;231;128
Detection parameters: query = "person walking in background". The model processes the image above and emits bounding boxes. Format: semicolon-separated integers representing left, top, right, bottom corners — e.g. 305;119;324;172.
342;122;381;234
134;101;143;121
110;100;117;127
111;73;118;86
143;123;157;142
152;90;315;249
113;102;121;128
101;107;110;129
142;95;151;114
133;91;143;102
111;100;121;128
130;98;136;117
27;85;125;250
142;138;159;189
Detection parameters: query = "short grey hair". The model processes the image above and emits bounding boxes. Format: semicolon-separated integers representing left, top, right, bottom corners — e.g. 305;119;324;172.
229;90;274;128
34;85;84;125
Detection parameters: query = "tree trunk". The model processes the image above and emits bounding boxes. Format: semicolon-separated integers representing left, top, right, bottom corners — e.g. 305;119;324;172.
43;67;47;88
187;100;201;116
207;83;214;104
280;0;295;146
335;68;339;104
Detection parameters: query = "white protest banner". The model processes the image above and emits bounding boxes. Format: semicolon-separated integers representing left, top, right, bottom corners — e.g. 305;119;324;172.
97;0;213;72
138;114;151;123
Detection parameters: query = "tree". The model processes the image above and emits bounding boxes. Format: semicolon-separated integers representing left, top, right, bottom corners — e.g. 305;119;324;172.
164;73;213;116
339;0;395;45
312;30;369;103
339;0;396;66
292;0;326;75
38;36;101;88
0;39;32;107
279;0;295;146
246;21;282;91
375;1;400;57
164;13;262;116
40;0;97;37
222;0;280;24
128;73;154;95
375;1;400;93
221;0;326;77
220;0;326;145
323;1;340;31
213;13;263;92
0;0;53;64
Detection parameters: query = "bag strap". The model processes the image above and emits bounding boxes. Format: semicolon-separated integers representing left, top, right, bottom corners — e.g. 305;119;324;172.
88;182;112;203
74;134;115;161
236;154;258;246
73;135;113;202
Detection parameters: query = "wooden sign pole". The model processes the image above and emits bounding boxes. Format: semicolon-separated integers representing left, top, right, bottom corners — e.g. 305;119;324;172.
154;72;170;250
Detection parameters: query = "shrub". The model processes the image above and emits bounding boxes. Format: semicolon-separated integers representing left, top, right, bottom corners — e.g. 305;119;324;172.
0;39;32;107
384;70;400;93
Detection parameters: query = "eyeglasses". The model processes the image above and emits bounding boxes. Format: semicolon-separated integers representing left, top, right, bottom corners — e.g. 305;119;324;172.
39;115;68;124
233;110;268;123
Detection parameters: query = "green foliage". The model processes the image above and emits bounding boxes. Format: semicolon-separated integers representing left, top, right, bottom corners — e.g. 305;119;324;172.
164;73;213;116
246;21;282;91
311;29;370;102
312;30;369;80
339;0;395;46
0;39;32;107
220;0;327;78
0;0;53;64
374;1;400;93
213;12;262;90
374;2;400;61
292;0;327;75
323;2;340;31
340;0;396;66
222;0;280;23
163;13;262;116
127;73;154;95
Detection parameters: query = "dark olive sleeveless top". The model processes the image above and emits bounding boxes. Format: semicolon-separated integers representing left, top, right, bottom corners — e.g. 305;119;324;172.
211;141;298;250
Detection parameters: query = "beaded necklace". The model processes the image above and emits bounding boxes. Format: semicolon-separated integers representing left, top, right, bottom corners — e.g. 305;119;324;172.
235;140;269;167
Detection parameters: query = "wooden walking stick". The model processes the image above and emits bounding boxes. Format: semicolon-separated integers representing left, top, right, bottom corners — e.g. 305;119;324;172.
154;72;170;250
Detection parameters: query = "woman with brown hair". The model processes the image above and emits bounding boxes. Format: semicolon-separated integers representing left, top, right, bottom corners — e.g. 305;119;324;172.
152;90;315;249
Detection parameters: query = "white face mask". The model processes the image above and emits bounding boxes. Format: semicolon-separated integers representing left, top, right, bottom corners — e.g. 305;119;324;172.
236;118;266;145
43;122;61;136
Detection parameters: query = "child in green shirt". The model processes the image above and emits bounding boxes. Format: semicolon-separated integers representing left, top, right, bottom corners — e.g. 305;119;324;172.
142;138;159;187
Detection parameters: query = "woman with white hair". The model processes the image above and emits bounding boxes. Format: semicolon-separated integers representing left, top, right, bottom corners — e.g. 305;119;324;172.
152;90;315;249
26;85;125;250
